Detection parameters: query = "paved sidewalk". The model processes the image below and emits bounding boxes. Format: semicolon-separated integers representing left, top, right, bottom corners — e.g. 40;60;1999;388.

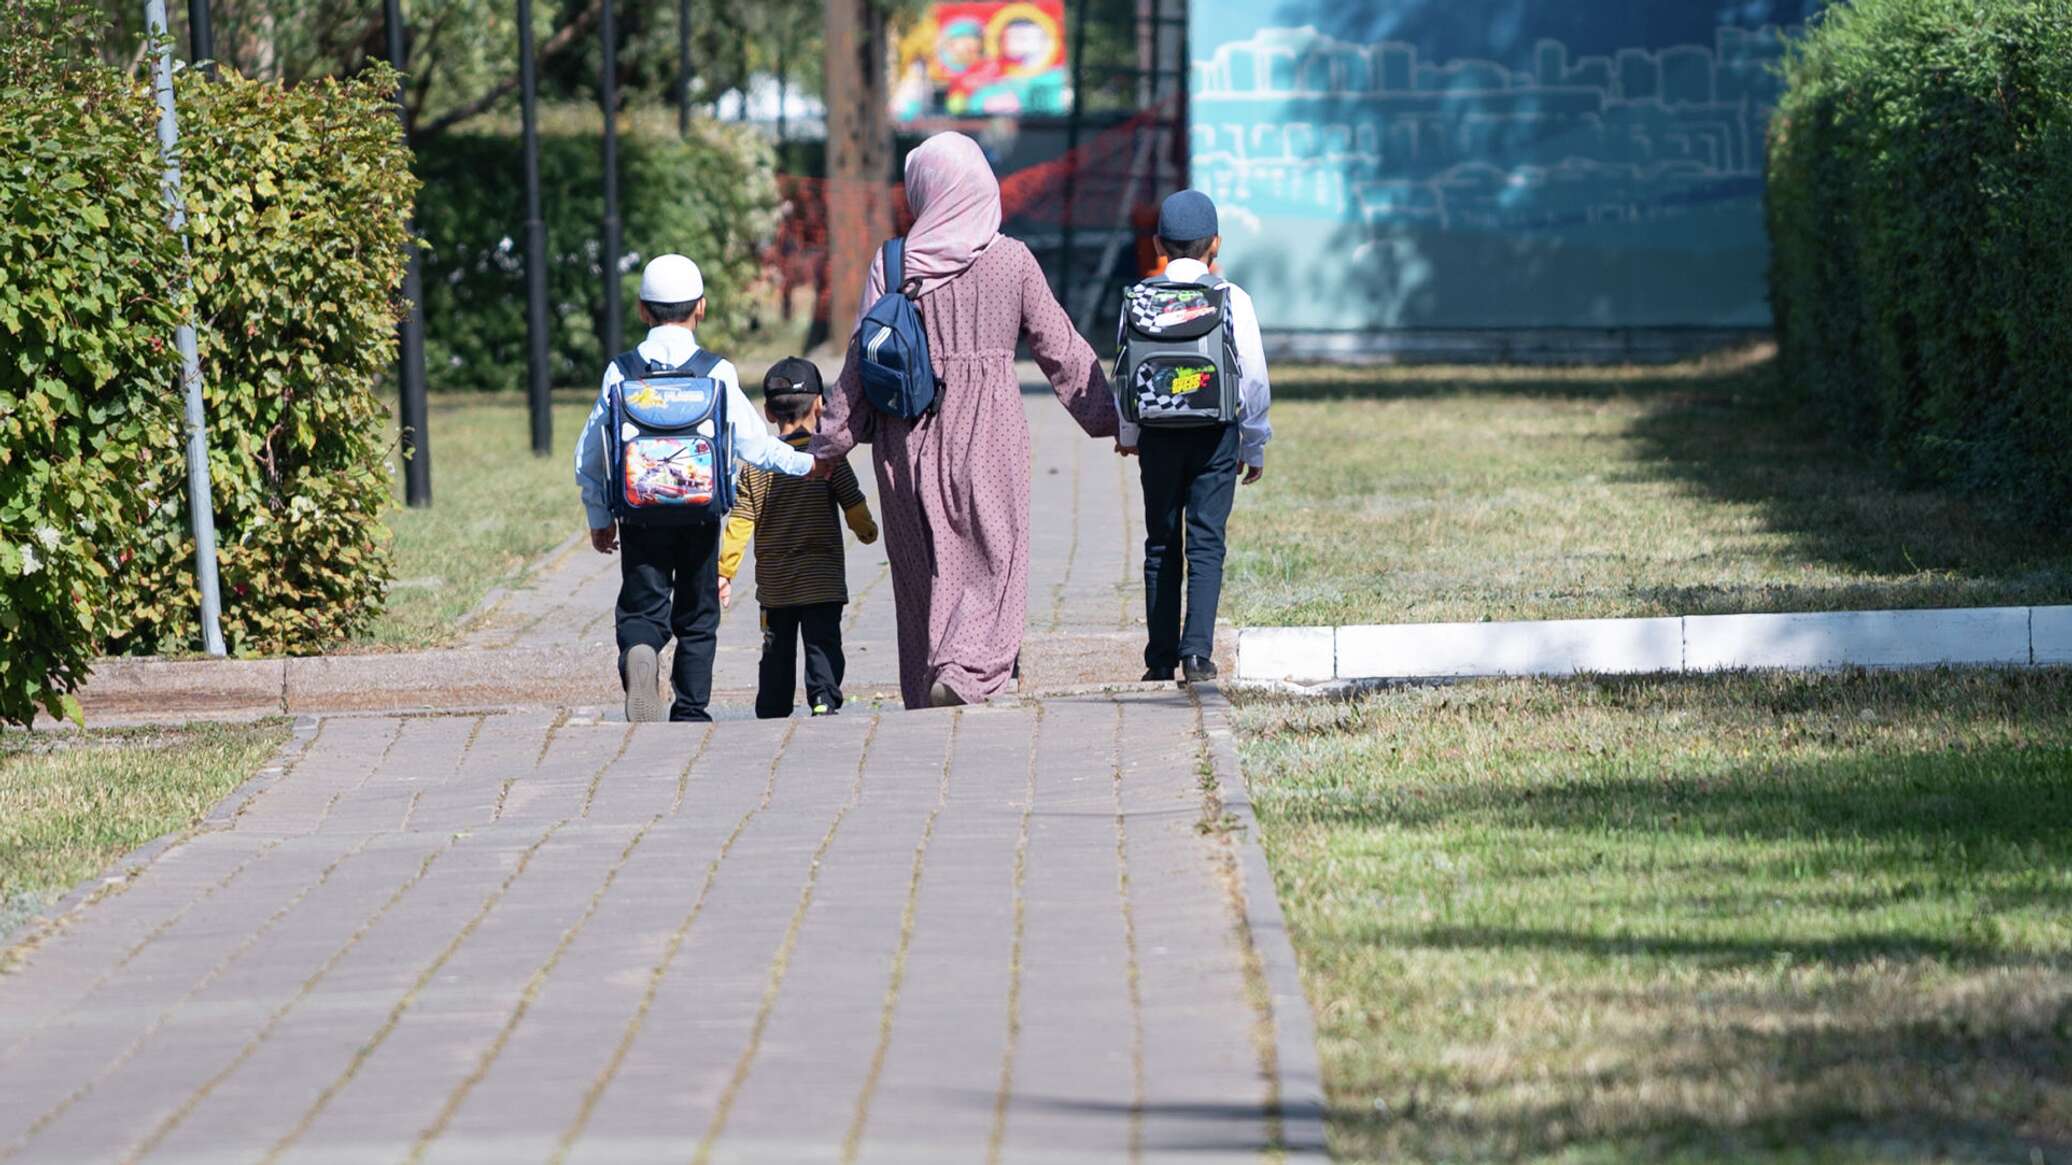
466;383;1151;698
0;691;1325;1163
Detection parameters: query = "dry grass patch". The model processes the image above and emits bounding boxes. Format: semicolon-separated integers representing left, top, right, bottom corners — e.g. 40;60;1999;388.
0;721;289;940
1235;668;2072;1163
1228;347;2072;626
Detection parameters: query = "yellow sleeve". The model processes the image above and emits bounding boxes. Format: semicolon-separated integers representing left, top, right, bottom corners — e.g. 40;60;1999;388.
843;501;878;545
719;511;754;579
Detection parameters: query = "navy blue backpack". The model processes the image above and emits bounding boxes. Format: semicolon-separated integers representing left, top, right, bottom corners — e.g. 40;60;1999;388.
605;348;734;526
856;238;939;419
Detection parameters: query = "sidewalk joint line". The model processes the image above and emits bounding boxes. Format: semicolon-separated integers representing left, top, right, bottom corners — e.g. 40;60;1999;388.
671;722;717;817
692;715;881;1164
403;815;662;1162
842;710;961;1162
260;819;570;1163
548;720;799;1163
113;834;461;1165
0;834;380;1164
985;699;1043;1164
579;723;638;818
1110;697;1146;1164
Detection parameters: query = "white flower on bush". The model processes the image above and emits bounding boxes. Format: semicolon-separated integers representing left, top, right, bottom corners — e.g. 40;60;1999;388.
35;526;60;551
18;546;40;576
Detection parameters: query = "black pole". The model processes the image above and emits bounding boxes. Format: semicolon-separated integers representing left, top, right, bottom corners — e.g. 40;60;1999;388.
385;0;432;506
518;0;551;455
676;0;692;140
186;0;213;76
1056;0;1092;315
600;0;623;356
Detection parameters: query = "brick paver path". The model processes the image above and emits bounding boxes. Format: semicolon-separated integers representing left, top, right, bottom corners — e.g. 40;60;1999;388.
0;692;1325;1163
466;382;1149;697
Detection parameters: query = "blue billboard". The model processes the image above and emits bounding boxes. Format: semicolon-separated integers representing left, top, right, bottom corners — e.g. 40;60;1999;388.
1188;1;1815;334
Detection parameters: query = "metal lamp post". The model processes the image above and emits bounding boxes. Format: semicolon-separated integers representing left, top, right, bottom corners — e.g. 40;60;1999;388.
385;0;433;506
518;0;552;455
599;0;623;356
186;0;213;76
144;0;226;656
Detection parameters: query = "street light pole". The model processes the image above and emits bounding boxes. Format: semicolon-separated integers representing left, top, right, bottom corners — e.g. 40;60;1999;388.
144;0;226;656
518;0;552;455
186;0;213;77
384;0;433;506
599;0;623;355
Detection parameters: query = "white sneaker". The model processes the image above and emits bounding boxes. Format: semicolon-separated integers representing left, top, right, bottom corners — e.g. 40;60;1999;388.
624;645;665;723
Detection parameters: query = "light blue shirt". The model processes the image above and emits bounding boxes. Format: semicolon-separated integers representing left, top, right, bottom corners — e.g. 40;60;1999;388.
575;325;814;529
1115;257;1274;468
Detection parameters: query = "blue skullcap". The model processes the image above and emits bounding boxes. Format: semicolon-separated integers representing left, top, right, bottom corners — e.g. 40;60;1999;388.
1156;190;1219;243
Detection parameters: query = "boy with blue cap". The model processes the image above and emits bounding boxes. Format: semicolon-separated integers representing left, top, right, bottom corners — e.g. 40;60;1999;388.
576;253;815;722
1116;190;1273;686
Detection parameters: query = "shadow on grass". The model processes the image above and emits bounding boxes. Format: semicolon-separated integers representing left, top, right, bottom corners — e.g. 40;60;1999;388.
1269;348;2072;612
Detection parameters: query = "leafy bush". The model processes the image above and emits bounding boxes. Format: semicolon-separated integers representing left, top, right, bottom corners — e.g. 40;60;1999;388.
1767;0;2072;518
414;121;781;392
109;67;415;656
0;0;184;724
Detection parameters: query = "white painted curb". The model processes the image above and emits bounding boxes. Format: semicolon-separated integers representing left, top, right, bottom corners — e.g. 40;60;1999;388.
1237;605;2072;685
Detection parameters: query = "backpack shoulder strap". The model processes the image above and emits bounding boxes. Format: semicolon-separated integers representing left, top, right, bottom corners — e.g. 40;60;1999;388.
611;350;649;385
684;348;724;378
881;238;905;297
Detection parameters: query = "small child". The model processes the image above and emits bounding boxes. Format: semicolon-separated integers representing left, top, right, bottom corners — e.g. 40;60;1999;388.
719;358;879;719
576;254;814;723
1116;190;1273;686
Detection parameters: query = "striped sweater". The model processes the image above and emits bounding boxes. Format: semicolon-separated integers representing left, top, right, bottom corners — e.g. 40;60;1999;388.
718;430;877;608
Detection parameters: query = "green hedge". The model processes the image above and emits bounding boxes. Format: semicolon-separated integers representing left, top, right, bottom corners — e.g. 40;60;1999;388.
414;122;780;392
1767;0;2072;517
107;67;414;657
0;0;184;724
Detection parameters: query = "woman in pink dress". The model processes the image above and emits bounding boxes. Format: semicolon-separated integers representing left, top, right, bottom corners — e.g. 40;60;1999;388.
810;132;1117;709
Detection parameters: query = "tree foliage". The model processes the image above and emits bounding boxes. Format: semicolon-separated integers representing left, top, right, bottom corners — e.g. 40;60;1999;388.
0;0;184;724
1768;0;2072;519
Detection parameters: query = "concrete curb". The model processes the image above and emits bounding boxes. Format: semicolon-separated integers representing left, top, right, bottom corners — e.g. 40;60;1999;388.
1196;688;1332;1160
1237;604;2072;686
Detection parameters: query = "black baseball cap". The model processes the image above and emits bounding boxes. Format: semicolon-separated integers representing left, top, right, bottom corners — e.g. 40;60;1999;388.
762;357;824;398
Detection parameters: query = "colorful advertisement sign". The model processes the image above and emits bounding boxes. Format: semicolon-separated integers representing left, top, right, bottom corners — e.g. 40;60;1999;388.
893;1;1069;121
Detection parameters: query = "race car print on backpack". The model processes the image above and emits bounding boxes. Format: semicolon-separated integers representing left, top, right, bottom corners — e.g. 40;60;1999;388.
607;348;735;526
1114;276;1241;428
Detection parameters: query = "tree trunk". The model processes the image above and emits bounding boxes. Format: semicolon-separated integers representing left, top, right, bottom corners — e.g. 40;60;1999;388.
822;0;892;344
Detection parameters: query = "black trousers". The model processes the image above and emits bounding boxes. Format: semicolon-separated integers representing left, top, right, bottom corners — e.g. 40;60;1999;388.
1138;423;1240;671
757;603;846;719
616;522;721;722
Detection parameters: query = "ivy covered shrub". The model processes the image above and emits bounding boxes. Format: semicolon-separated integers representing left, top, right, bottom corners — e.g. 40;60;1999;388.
413;121;780;392
0;0;184;724
1767;0;2072;518
108;66;417;656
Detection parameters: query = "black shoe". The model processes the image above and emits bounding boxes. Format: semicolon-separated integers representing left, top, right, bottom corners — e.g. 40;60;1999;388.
1141;666;1174;683
1180;655;1218;685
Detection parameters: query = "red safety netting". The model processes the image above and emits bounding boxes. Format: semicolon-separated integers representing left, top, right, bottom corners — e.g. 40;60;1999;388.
765;99;1183;333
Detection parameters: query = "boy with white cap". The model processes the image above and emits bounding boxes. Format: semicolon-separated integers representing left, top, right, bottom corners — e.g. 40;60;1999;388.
576;253;815;722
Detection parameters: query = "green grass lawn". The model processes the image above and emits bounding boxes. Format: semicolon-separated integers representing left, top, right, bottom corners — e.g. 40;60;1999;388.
0;720;290;942
1233;668;2072;1163
1228;348;2072;626
359;392;594;650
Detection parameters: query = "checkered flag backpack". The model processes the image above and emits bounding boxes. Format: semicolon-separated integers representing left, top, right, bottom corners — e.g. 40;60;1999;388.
1113;276;1241;428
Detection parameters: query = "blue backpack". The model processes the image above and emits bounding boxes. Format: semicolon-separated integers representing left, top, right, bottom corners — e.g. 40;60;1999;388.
606;348;734;526
856;238;939;419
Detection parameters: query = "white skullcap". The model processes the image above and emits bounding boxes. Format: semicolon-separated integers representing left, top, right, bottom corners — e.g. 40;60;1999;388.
638;253;704;303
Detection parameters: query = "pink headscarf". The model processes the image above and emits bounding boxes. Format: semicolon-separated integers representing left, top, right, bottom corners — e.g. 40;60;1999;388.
860;132;1001;321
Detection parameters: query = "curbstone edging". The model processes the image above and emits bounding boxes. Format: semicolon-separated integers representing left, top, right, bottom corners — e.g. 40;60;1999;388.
1196;688;1332;1161
1241;604;2072;687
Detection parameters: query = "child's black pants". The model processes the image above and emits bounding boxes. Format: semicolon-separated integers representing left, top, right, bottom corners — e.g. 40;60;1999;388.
756;603;846;719
1138;423;1240;671
616;522;721;722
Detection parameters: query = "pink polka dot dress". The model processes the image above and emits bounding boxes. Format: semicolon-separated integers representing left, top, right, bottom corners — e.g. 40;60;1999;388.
811;237;1118;709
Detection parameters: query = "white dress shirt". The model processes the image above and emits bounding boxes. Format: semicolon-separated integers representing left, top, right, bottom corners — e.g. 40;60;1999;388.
1115;257;1273;468
574;325;813;530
